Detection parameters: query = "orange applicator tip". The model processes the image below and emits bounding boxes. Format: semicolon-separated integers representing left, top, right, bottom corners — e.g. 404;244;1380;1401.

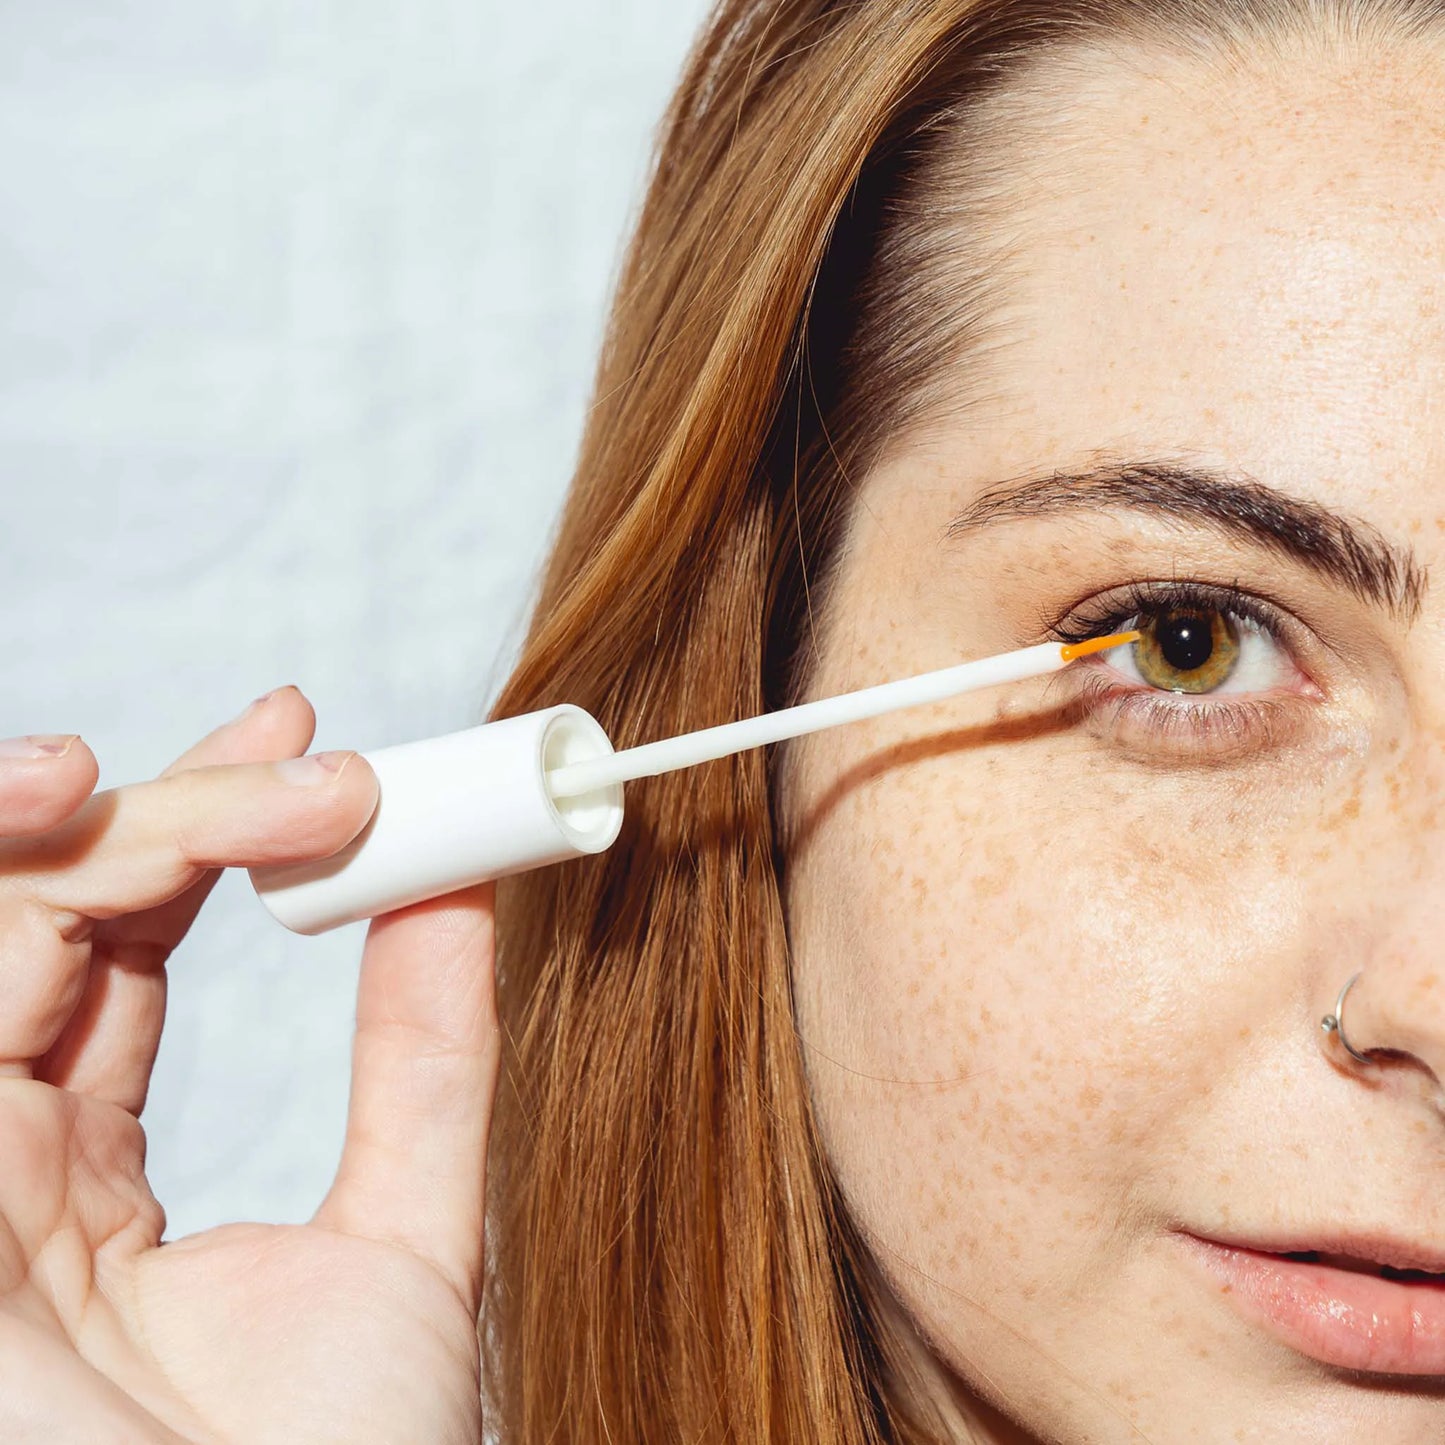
1059;630;1142;664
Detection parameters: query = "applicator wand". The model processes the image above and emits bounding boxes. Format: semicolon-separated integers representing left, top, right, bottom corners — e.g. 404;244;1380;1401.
250;631;1138;935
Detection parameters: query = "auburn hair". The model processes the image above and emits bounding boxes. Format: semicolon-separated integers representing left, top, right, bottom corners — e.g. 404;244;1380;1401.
482;1;1440;1438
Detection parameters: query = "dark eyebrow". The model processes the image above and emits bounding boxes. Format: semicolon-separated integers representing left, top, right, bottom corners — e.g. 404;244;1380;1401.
946;459;1428;623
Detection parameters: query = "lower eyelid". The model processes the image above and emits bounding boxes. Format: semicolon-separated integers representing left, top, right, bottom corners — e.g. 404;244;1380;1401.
1091;653;1319;703
1065;662;1321;756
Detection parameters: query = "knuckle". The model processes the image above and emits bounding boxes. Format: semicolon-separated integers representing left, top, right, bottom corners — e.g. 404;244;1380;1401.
163;781;215;865
159;764;255;865
0;896;90;1056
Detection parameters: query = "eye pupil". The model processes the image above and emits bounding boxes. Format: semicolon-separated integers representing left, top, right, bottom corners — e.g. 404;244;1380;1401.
1156;611;1215;672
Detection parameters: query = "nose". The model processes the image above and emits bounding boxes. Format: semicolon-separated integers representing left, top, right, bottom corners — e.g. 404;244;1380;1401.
1319;736;1445;1103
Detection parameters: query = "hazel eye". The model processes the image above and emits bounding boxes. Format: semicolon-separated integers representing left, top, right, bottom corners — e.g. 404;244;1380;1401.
1103;603;1291;698
1133;608;1240;693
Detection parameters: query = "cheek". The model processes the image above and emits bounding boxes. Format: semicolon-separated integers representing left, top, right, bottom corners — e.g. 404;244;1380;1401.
786;744;1308;1294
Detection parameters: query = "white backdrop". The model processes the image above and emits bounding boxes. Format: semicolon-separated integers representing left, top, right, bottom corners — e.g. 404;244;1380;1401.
0;0;712;1238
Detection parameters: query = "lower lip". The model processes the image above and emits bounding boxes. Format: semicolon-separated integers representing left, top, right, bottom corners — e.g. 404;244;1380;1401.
1180;1236;1445;1375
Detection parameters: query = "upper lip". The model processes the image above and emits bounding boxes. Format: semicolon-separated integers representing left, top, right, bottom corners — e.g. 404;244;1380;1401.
1183;1230;1445;1275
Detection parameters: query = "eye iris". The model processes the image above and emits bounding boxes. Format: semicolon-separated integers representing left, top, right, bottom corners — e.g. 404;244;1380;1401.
1134;608;1241;693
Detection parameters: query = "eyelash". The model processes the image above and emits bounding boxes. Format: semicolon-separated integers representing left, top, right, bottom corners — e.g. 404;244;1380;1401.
1051;579;1285;648
1046;579;1313;754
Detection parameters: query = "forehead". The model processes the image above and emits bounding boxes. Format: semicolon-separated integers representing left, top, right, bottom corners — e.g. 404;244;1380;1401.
888;36;1445;536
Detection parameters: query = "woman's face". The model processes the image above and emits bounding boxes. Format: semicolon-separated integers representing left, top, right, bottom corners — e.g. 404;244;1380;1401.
782;37;1445;1443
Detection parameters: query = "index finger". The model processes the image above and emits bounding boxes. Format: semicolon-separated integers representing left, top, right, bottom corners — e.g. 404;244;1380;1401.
3;752;380;921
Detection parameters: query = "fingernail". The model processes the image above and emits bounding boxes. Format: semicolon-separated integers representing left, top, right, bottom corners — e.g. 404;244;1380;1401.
276;750;354;785
0;734;79;759
239;685;294;720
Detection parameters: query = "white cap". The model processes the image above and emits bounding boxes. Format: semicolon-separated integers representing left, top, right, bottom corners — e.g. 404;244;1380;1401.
250;705;624;935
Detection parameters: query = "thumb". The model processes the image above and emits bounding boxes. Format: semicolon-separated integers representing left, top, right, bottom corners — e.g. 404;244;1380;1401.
314;881;500;1309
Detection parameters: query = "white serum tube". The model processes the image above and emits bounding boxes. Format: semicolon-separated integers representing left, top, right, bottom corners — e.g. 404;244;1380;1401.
250;705;624;935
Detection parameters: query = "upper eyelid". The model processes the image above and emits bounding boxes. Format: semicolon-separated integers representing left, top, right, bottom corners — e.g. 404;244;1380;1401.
1043;579;1296;645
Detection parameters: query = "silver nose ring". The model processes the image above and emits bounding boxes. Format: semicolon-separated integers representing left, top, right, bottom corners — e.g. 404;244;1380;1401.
1321;972;1373;1064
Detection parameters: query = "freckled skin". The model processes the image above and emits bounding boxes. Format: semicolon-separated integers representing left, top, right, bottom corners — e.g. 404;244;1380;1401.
781;36;1445;1445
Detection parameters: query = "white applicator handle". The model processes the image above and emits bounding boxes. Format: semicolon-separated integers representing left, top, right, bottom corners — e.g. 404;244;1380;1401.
250;705;623;935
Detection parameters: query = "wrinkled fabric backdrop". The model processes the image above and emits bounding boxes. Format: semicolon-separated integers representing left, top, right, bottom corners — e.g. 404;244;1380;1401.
1;0;711;1237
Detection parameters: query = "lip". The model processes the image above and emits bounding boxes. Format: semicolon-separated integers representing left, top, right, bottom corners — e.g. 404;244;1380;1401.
1179;1233;1445;1375
1208;1229;1445;1275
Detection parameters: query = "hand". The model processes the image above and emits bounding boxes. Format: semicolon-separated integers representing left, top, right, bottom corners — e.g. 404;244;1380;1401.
0;691;499;1444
